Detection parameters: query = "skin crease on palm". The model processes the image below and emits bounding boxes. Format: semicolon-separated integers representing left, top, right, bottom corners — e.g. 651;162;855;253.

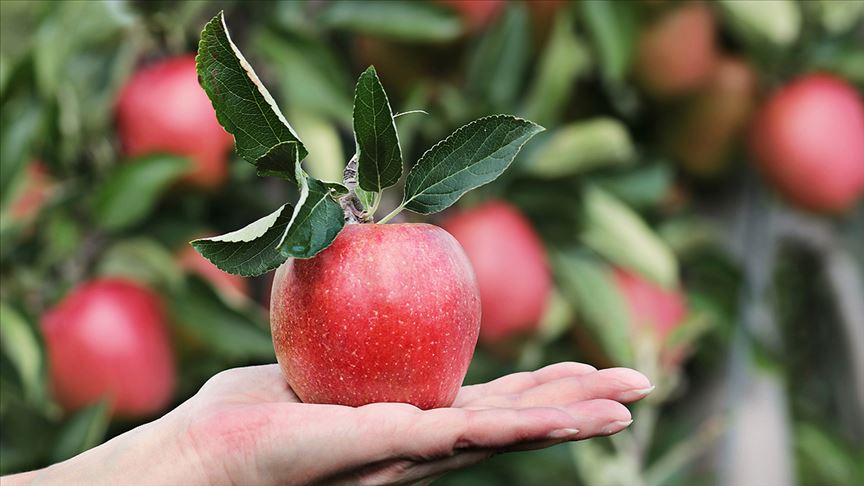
4;362;652;486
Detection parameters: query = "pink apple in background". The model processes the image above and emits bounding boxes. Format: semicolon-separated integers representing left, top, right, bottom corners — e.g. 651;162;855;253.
270;223;480;410
436;0;505;31
7;161;52;221
178;244;249;304
750;74;864;213
115;55;234;189
41;279;176;417
634;2;717;98
441;201;551;344
613;268;687;366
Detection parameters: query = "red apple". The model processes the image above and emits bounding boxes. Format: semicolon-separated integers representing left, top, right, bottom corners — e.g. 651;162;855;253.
441;201;551;344
436;0;505;32
634;2;717;98
178;244;249;304
665;57;758;177
7;161;52;221
41;279;176;417
115;55;234;189
270;223;480;409
750;74;864;213
613;268;687;366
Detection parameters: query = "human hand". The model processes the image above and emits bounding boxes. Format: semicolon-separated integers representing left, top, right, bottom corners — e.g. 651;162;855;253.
4;362;652;485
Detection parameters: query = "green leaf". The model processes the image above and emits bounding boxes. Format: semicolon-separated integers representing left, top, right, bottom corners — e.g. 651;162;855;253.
580;186;678;288
523;15;591;126
277;177;347;259
353;66;402;192
579;0;636;82
553;251;633;367
524;118;635;178
192;204;294;277
96;238;184;290
589;163;672;210
170;277;274;360
0;303;45;405
320;0;462;42
718;0;801;48
92;154;189;230
197;12;306;181
51;401;110;463
466;3;531;110
401;115;544;214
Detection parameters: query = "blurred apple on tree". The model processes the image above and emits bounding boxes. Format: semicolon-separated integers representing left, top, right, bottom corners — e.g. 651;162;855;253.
40;279;176;417
664;57;757;177
6;161;52;222
613;268;687;368
634;1;717;98
436;0;504;31
750;73;864;213
115;55;234;189
442;201;551;344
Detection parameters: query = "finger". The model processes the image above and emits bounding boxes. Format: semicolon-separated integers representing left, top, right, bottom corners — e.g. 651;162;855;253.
557;399;634;439
466;367;653;409
454;362;597;407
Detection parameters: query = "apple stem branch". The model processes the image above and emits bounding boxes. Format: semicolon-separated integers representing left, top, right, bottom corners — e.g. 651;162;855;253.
339;153;369;224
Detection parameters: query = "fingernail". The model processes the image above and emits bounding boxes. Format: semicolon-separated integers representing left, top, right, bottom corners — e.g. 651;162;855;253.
601;420;633;435
619;385;655;401
547;428;580;440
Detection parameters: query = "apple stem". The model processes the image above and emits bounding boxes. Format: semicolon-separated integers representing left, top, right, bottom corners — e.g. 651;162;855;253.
377;203;405;225
339;153;370;224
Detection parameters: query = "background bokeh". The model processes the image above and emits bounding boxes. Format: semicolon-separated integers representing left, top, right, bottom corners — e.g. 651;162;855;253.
1;1;863;484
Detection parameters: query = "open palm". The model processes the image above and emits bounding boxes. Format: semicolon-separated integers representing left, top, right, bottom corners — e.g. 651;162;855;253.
172;362;653;485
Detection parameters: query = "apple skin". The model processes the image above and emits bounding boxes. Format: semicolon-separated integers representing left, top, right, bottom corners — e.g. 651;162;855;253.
665;57;757;177
436;0;505;31
440;201;551;344
115;55;234;189
613;268;687;366
41;279;176;417
750;74;864;213
634;2;717;98
178;244;249;304
270;223;481;409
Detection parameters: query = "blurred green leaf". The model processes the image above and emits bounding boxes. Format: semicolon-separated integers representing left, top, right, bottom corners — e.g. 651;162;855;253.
96;238;184;290
796;422;864;486
590;163;672;210
192;204;294;277
817;0;864;34
197;12;307;181
466;3;531;110
581;186;678;288
718;0;801;48
0;96;43;202
170;277;274;360
579;0;636;82
354;66;402;192
523;15;591;126
524;118;635;179
400;116;544;215
0;303;45;405
291;108;346;183
92;154;189;231
553;251;633;367
276;177;347;259
252;29;353;125
320;0;462;42
51;401;109;463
